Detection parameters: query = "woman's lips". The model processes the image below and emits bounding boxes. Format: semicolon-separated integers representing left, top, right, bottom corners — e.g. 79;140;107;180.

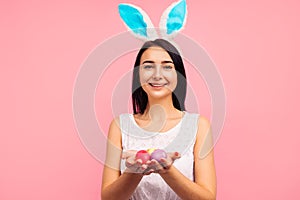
148;83;168;88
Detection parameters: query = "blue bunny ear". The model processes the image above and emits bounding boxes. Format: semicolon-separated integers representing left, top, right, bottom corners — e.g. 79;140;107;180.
159;0;187;39
118;3;158;40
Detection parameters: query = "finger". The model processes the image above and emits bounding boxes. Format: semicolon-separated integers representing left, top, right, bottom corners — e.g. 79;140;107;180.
135;159;143;165
122;150;134;159
125;160;134;168
174;151;181;158
159;158;170;169
156;160;166;171
134;166;141;174
149;159;160;167
125;156;137;168
145;160;152;165
141;164;148;171
121;153;128;159
143;168;155;175
121;151;130;159
168;152;181;160
148;159;161;171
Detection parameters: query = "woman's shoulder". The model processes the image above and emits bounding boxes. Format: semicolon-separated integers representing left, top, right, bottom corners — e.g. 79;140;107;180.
109;115;120;126
184;112;211;137
110;113;132;121
197;115;210;127
184;112;210;126
109;113;134;128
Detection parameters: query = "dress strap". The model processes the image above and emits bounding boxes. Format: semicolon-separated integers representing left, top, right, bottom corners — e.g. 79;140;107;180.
164;112;199;155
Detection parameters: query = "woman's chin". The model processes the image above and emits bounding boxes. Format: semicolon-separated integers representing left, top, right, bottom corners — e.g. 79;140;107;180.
146;90;173;100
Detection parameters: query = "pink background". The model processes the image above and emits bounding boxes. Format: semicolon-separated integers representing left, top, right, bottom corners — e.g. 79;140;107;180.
1;0;300;199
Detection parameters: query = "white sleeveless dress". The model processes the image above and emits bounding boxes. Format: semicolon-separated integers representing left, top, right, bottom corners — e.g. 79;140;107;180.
119;112;199;200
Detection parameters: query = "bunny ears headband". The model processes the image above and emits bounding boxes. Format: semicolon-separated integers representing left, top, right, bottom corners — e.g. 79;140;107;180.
118;0;187;41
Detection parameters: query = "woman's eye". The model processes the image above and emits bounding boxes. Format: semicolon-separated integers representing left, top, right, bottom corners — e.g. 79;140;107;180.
163;65;173;70
143;65;154;69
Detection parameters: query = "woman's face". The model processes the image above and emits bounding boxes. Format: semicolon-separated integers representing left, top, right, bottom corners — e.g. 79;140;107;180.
139;46;177;99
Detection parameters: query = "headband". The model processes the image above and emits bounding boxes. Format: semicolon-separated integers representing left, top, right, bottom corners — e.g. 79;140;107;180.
118;0;187;41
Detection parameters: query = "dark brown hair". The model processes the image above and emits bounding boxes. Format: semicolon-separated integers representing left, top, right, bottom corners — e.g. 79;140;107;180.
132;39;187;114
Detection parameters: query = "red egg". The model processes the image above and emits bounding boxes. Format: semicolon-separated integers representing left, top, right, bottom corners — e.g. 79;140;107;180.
135;150;150;164
150;149;167;161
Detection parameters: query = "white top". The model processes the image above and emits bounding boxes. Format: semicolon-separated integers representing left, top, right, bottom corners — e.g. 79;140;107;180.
119;112;199;200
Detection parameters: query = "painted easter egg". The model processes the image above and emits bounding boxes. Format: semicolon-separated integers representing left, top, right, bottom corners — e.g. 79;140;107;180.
150;149;167;161
135;150;150;164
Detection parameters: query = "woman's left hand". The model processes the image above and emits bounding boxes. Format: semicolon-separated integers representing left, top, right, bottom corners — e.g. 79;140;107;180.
147;152;181;174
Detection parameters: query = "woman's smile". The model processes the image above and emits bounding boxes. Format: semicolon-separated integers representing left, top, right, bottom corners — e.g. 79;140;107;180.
148;82;169;88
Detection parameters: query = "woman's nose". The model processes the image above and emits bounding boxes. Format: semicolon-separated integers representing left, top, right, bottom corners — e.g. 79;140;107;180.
152;66;163;80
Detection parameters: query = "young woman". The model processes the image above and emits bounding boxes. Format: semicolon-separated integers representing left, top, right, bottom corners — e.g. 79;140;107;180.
101;39;216;200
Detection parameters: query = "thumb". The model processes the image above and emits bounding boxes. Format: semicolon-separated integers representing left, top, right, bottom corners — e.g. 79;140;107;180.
122;150;136;159
169;151;181;160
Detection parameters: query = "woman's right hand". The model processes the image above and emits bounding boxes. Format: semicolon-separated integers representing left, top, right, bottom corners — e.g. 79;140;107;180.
122;150;153;174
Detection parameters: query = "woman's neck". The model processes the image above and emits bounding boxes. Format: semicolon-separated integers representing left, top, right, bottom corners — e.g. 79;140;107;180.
136;95;184;132
142;95;181;120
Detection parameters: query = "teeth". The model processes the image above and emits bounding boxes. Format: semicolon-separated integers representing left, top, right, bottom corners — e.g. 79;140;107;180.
150;83;165;87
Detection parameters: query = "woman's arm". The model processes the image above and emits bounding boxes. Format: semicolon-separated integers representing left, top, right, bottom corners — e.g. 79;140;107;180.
101;118;143;200
160;116;217;200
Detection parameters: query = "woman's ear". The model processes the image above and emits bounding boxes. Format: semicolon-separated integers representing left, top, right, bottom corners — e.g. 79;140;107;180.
118;3;158;40
159;0;187;39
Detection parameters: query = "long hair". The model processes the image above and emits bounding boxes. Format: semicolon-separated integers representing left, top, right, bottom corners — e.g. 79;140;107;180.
132;39;187;114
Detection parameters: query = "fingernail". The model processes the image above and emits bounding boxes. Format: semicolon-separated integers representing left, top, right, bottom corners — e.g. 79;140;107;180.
175;152;179;156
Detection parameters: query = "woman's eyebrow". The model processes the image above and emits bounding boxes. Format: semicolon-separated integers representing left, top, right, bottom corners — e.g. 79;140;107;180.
142;60;155;64
142;60;173;64
161;60;173;64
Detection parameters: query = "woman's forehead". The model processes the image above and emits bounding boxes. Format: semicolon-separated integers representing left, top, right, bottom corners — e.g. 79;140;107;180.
140;46;172;63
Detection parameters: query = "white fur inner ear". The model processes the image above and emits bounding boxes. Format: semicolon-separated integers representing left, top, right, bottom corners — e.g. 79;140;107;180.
159;0;187;39
118;3;158;40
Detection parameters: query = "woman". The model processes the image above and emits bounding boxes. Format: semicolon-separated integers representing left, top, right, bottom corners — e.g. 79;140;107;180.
101;39;216;200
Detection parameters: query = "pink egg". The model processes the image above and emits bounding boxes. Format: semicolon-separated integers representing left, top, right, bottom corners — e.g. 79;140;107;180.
135;150;150;164
150;149;167;161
